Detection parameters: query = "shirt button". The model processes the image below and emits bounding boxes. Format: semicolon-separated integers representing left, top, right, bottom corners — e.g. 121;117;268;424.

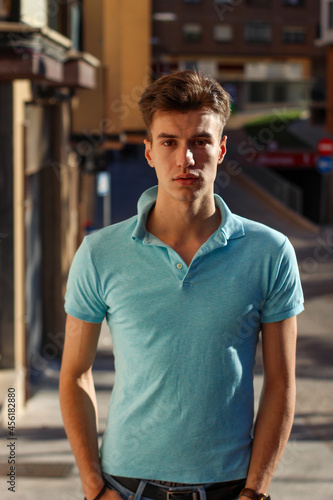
176;263;183;269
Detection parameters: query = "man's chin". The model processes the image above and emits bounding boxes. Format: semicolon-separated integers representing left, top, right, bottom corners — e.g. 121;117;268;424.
171;186;202;203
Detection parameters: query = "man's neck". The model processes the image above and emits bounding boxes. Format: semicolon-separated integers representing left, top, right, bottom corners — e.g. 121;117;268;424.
146;193;221;264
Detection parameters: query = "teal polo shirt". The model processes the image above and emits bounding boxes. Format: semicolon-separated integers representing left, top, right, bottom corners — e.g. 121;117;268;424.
65;186;304;484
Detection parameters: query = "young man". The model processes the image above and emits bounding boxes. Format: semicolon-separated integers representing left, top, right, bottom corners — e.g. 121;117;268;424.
60;71;304;500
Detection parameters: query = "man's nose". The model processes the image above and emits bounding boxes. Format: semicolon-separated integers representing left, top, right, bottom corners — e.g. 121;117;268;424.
177;148;195;169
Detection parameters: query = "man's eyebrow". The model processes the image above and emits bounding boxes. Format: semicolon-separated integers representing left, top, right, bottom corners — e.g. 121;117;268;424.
193;132;214;139
156;132;214;139
156;133;179;139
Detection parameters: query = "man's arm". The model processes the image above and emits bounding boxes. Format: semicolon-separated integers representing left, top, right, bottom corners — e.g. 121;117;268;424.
59;315;120;500
240;316;297;499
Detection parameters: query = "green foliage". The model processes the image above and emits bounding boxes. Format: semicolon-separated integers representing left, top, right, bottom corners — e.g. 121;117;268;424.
244;109;310;149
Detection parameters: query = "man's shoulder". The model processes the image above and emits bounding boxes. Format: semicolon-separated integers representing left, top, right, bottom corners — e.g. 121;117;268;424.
236;214;287;248
85;215;138;252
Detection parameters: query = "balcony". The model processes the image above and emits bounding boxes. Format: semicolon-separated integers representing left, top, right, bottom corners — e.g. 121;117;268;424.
0;23;99;88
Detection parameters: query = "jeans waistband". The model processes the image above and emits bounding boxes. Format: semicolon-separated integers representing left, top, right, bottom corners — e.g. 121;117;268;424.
103;473;246;500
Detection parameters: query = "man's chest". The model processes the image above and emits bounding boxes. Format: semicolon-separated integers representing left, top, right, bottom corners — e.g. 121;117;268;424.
99;246;267;353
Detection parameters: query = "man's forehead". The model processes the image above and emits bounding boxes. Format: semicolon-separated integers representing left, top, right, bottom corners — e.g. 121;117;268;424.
151;109;222;136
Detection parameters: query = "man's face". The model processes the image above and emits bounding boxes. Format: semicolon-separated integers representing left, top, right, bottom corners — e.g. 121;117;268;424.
144;109;227;205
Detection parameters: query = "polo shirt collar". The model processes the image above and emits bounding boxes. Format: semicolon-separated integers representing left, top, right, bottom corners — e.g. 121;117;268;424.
214;192;245;243
132;186;158;241
131;186;245;245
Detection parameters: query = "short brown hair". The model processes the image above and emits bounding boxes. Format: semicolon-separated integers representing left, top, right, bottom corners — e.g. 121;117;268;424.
139;70;231;140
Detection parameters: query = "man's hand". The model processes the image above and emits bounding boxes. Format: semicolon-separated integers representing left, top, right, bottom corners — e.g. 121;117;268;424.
100;488;124;500
85;486;123;500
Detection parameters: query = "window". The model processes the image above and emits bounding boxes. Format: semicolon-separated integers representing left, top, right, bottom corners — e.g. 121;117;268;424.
183;24;202;42
273;83;287;103
181;61;199;72
249;82;270;103
282;26;306;43
214;24;233;42
283;0;305;6
244;22;272;42
20;0;48;27
213;0;235;22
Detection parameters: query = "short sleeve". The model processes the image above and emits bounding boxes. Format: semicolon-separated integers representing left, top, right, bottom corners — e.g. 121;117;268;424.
261;237;304;323
64;237;107;323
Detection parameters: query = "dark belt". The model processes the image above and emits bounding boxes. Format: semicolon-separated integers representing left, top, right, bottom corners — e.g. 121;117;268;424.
112;476;246;500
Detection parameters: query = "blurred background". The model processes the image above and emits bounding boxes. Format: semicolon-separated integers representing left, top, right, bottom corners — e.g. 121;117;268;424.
0;1;332;499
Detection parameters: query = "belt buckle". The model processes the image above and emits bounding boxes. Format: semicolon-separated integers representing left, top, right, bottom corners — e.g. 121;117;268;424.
166;491;197;500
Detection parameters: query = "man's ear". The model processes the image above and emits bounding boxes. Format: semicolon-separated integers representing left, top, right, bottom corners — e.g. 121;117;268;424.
144;139;155;168
217;135;227;164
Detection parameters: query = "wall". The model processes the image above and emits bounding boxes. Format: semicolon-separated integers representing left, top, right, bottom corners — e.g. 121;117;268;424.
0;83;14;369
72;0;151;138
13;80;32;408
327;45;333;134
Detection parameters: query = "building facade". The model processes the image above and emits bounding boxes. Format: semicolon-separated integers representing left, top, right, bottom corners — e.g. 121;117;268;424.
317;0;333;133
152;0;325;110
71;0;151;146
316;0;333;221
0;0;98;408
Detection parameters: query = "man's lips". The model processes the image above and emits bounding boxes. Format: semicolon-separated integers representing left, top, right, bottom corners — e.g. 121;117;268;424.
174;174;199;185
174;175;199;186
174;174;198;180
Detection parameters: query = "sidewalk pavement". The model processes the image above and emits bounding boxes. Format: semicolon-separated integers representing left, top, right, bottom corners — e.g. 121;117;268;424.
0;322;114;500
1;126;333;498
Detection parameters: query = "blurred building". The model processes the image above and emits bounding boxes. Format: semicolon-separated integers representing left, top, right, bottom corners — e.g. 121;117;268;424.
71;0;151;147
152;0;325;111
2;0;329;409
316;0;333;134
0;0;99;408
316;0;333;221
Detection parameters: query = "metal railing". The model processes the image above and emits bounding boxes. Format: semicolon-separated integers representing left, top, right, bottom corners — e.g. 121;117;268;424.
242;164;303;214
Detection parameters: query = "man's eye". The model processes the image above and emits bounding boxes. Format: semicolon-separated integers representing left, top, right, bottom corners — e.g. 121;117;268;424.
194;140;207;147
162;140;175;147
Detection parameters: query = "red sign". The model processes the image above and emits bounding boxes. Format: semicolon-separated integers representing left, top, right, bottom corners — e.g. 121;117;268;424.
317;138;333;156
256;151;317;168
